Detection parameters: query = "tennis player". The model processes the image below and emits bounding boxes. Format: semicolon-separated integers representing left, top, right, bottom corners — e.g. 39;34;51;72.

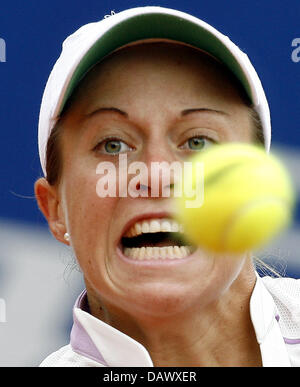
35;6;300;367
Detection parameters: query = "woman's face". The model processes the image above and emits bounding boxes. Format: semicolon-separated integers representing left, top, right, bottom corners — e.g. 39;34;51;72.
56;43;255;318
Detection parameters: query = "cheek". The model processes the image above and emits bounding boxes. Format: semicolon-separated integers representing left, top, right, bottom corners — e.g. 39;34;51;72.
63;170;118;269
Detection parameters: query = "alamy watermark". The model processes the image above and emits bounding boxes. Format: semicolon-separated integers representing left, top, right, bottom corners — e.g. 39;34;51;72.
0;298;6;323
0;38;6;62
291;38;300;63
95;154;204;208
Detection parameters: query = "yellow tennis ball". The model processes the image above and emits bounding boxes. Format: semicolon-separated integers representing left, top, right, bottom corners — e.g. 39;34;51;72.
174;143;295;253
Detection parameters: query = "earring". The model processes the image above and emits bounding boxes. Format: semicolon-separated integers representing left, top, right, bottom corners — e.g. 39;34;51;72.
64;232;70;242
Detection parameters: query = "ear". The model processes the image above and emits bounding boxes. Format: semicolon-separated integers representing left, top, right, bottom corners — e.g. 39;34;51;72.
34;177;69;245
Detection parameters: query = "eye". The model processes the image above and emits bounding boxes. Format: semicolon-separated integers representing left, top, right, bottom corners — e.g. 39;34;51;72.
94;138;133;155
180;136;215;151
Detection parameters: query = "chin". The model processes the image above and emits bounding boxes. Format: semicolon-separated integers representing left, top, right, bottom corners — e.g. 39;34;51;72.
119;282;208;319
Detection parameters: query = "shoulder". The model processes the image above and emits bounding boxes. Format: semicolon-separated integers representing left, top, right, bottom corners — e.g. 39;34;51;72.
39;344;105;367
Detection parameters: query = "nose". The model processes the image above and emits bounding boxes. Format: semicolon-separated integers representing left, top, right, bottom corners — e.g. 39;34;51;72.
128;145;181;199
135;181;175;198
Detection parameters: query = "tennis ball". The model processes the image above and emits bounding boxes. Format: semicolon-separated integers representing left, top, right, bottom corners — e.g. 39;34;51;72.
174;143;295;253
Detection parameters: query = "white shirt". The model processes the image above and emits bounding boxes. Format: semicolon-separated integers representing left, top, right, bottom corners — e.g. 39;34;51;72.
39;273;300;367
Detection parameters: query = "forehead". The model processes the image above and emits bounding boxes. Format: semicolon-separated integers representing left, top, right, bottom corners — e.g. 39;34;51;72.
62;42;250;113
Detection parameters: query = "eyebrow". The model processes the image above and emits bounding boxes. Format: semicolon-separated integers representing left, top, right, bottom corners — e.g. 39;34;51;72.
181;108;229;116
86;106;228;120
86;107;128;118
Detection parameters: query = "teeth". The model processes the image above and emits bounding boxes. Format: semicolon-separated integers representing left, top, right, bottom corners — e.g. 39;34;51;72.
173;246;181;258
161;219;172;232
149;220;160;233
123;246;193;260
138;246;146;260
124;218;184;238
135;222;142;235
133;248;139;259
180;246;188;258
167;246;174;259
171;221;179;233
141;221;150;234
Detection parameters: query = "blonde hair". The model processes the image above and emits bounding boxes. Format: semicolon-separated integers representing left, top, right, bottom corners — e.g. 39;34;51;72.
253;251;287;278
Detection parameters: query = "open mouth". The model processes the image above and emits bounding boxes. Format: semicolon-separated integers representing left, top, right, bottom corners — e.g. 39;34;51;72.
120;218;196;260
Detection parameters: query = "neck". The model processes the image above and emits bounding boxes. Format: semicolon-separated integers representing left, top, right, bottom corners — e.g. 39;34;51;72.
86;264;262;367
